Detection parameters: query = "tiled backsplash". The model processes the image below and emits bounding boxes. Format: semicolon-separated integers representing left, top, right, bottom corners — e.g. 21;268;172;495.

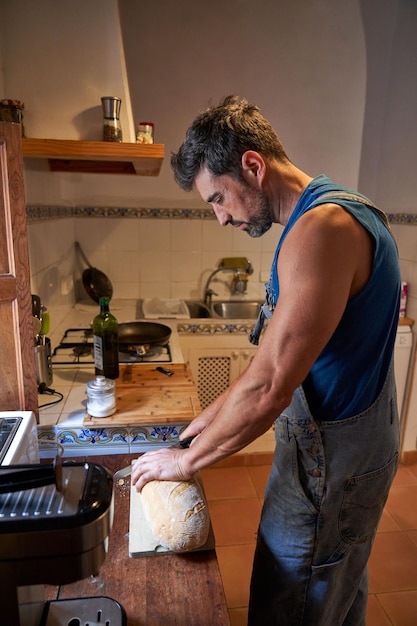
27;207;283;328
28;206;417;459
27;206;417;326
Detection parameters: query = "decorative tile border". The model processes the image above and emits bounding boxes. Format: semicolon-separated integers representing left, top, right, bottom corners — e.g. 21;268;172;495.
177;322;256;336
57;426;130;448
387;213;417;225
26;205;417;224
130;424;188;444
26;205;216;222
38;423;192;457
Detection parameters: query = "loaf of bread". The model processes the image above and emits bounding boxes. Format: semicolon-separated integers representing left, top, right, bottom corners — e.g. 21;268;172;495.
140;477;210;552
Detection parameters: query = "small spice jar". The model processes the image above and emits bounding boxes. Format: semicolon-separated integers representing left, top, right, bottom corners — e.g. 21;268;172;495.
136;122;154;144
86;375;117;418
0;99;25;136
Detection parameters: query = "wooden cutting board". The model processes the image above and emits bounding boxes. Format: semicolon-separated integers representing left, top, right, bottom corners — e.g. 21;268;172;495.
128;468;215;557
117;363;196;386
83;363;201;426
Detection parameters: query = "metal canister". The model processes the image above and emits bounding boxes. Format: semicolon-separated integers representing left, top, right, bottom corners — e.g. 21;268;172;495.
101;96;123;142
86;375;116;418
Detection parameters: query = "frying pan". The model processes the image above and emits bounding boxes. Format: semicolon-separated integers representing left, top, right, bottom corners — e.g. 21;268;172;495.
118;322;171;356
75;241;113;303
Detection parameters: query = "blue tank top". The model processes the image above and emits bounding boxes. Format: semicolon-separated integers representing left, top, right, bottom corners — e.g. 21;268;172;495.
268;175;400;420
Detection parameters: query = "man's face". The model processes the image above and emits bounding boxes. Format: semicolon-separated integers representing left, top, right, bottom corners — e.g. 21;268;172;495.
195;167;272;238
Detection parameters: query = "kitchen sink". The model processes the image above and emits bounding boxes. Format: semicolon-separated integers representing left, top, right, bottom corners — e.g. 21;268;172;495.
211;300;263;319
137;299;263;320
184;301;212;318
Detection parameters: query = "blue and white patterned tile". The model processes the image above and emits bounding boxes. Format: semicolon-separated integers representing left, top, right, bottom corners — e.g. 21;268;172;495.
56;425;130;457
37;425;58;459
129;423;190;453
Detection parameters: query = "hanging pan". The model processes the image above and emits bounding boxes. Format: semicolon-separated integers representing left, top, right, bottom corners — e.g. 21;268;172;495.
75;241;113;303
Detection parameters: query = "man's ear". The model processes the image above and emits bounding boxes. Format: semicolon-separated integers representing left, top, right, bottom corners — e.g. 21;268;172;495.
241;151;266;187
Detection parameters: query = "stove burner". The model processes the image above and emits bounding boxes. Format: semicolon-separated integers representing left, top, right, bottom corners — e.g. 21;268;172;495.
72;345;93;358
51;328;172;365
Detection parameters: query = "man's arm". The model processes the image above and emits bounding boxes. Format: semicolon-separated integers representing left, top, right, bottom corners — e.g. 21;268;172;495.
131;204;373;489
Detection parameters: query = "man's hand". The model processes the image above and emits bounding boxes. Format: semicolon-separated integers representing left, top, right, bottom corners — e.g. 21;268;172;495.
131;448;193;492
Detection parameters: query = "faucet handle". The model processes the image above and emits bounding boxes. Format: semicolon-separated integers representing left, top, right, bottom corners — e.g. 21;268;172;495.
246;260;254;275
231;270;249;295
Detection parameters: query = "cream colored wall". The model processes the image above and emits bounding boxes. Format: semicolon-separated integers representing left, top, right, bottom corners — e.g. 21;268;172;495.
1;0;366;208
0;0;134;143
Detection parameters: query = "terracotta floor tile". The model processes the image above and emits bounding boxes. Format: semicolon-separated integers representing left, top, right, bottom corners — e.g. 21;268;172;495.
377;507;402;532
405;529;417;549
405;461;417;480
228;607;248;626
210;460;417;619
385;485;417;529
216;543;256;609
366;594;392;626
246;451;274;466
208;455;247;469
393;463;417;486
208;498;262;546
201;466;257;500
247;464;271;500
369;531;417;592
377;590;417;626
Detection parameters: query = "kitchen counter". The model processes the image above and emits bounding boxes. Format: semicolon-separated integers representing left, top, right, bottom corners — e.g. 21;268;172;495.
38;298;274;459
38;299;190;457
45;453;231;626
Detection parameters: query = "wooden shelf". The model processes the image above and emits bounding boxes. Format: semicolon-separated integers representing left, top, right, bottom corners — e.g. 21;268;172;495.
21;137;164;176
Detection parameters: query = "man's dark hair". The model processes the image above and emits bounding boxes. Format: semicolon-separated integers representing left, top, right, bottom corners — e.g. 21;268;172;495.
171;95;289;191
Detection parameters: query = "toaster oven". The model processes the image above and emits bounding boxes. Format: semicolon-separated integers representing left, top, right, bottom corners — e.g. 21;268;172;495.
0;411;39;466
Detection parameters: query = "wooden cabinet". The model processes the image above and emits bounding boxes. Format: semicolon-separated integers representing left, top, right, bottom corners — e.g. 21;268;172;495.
0;123;38;416
180;334;257;409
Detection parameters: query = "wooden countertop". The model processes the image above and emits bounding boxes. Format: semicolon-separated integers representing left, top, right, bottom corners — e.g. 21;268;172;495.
46;454;230;626
84;363;201;426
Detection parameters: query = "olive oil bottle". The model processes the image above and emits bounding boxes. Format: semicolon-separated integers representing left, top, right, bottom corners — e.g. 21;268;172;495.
93;296;119;379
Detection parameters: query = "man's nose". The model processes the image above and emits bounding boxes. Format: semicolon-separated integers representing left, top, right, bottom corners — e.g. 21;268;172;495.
213;206;231;227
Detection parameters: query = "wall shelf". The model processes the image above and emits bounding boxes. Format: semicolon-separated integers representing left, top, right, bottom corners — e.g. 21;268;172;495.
21;138;164;176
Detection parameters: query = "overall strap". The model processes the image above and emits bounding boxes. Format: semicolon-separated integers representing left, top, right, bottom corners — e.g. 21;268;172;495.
249;191;395;346
313;191;395;243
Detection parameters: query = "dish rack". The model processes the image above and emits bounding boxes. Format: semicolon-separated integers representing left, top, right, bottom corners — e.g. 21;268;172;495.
142;299;190;319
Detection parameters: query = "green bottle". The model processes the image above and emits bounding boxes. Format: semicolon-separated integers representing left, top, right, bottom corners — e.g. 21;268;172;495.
93;296;119;379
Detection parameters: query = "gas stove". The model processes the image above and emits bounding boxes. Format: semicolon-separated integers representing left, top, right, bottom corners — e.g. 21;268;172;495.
51;328;172;365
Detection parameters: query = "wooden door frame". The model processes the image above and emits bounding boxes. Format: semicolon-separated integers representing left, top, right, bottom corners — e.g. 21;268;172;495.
0;121;38;419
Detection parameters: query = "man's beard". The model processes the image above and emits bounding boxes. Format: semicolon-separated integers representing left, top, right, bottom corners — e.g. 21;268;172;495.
239;187;273;238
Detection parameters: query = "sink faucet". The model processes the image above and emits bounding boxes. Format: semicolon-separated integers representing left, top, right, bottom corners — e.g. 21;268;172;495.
203;257;254;306
231;269;249;295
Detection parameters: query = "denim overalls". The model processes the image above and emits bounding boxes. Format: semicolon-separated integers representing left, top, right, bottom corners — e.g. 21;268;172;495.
248;185;400;624
248;371;399;625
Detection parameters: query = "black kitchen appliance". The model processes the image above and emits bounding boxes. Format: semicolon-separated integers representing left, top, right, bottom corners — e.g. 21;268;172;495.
0;459;125;626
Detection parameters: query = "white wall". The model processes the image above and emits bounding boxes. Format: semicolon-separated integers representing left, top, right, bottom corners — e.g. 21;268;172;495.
119;0;365;208
1;0;366;208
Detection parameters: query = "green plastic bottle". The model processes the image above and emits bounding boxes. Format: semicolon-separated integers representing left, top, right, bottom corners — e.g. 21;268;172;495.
93;296;119;379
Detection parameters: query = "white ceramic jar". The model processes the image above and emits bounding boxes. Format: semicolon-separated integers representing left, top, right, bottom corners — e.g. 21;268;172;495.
86;375;116;418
